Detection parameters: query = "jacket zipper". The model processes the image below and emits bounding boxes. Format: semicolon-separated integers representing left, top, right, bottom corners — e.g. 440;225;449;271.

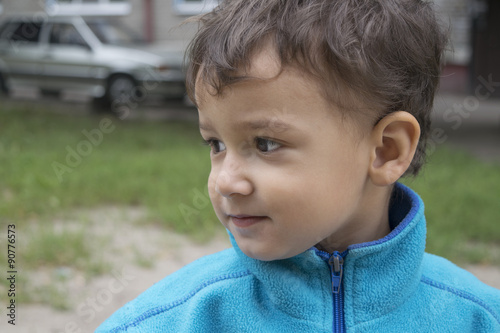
329;251;346;333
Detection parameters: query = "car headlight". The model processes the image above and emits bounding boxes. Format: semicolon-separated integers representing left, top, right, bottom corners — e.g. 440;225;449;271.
155;65;171;72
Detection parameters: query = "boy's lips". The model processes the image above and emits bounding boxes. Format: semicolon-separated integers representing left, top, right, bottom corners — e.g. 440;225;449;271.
227;214;267;228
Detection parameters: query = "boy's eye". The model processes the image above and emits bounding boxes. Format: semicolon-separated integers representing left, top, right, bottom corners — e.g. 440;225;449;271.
205;139;226;154
255;138;281;153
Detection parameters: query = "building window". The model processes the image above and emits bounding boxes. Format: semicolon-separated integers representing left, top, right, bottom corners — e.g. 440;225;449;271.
46;0;131;16
173;0;219;16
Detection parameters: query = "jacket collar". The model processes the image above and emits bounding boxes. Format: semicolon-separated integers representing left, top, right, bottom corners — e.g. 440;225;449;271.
228;182;426;322
341;183;426;326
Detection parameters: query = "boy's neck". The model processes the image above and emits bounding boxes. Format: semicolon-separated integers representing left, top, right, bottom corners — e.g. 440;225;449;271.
315;184;393;254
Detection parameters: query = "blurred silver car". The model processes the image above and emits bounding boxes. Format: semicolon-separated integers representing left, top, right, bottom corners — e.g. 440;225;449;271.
0;16;186;107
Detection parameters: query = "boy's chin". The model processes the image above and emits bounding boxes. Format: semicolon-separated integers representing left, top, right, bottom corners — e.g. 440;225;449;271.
228;228;307;261
238;241;300;262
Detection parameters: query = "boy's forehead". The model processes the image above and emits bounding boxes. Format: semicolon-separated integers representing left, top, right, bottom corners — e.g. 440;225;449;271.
244;43;282;79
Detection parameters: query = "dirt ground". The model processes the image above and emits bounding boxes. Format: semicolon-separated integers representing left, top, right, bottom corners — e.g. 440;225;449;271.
1;207;231;333
1;207;499;333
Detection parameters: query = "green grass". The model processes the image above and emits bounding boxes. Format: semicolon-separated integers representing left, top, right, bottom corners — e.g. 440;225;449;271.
1;104;499;275
0;106;217;235
23;225;108;274
402;149;500;265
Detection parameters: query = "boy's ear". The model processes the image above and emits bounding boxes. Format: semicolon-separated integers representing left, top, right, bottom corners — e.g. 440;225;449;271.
368;111;421;186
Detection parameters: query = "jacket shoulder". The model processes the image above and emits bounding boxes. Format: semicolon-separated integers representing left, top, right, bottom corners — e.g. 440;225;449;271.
421;253;500;328
96;247;252;332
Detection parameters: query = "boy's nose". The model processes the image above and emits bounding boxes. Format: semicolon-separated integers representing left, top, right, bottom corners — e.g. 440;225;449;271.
214;159;253;198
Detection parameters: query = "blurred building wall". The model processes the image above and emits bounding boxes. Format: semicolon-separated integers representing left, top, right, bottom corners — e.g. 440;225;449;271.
434;0;471;65
470;0;500;97
0;0;44;15
152;0;197;43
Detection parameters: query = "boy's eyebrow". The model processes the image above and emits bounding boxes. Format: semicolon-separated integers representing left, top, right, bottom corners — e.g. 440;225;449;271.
199;121;212;131
243;118;293;131
199;118;295;132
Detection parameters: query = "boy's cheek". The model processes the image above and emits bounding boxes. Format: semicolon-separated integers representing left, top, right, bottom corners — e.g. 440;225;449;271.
207;184;218;209
206;177;223;216
207;171;218;196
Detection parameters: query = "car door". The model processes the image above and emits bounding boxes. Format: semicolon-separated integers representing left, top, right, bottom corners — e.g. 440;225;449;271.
39;21;99;95
0;20;45;90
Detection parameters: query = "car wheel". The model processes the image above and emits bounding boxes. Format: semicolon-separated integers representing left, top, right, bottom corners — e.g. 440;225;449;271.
92;75;139;115
40;89;60;98
0;72;9;95
106;75;139;105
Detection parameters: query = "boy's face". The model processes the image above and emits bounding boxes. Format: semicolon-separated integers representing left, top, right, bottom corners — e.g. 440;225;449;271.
197;56;378;261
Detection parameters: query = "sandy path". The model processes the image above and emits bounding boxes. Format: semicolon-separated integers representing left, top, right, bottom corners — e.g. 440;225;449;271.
1;207;499;333
9;235;231;333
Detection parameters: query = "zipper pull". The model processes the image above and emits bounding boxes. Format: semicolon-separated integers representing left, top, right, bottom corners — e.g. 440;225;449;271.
329;252;344;294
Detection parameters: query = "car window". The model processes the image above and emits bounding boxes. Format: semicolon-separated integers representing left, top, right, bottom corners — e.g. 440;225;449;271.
1;21;42;43
86;20;143;45
49;23;88;48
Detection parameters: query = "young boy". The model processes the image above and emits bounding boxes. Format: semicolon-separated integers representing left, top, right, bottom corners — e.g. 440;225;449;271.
98;0;500;331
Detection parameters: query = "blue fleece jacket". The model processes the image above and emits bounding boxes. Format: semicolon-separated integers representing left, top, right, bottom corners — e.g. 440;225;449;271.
97;183;500;332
